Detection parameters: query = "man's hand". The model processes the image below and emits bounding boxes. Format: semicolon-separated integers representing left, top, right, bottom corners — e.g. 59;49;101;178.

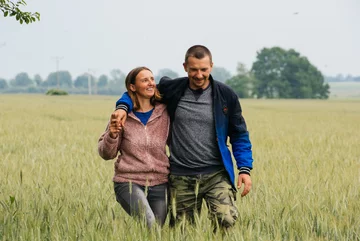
237;173;252;197
109;109;127;138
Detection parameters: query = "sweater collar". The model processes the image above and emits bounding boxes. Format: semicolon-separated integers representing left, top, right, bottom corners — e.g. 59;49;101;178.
128;102;166;123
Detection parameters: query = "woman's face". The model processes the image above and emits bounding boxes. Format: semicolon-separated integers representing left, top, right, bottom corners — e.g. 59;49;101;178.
130;69;156;99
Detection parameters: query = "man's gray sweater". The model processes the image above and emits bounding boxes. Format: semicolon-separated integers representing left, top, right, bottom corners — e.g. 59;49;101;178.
169;85;223;175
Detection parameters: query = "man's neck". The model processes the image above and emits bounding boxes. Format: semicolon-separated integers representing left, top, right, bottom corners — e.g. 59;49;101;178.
189;82;210;91
189;82;211;91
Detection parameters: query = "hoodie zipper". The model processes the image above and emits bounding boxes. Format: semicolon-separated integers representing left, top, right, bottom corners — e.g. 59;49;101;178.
128;108;163;174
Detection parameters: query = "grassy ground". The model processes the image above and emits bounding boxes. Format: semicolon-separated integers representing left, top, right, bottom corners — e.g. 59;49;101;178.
0;95;359;241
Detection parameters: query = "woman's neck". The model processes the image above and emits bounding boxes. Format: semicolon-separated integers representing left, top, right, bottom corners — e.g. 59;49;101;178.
136;98;154;113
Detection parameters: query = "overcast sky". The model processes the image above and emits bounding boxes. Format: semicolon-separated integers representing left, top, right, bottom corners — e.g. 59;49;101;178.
0;0;359;80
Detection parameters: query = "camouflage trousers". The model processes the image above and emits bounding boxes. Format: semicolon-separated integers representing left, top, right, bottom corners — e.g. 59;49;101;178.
169;169;238;228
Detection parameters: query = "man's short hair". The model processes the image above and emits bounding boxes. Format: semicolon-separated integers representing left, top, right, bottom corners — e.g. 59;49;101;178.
185;45;212;63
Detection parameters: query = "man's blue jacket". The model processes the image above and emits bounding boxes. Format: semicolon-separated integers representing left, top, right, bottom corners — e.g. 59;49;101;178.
116;75;253;189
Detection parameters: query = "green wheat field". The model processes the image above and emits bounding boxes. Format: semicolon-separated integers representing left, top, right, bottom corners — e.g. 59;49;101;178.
0;95;359;241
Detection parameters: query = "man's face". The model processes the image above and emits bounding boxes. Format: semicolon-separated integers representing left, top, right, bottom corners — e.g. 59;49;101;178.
183;55;213;90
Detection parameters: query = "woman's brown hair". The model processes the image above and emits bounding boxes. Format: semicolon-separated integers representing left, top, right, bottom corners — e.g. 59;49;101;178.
125;66;162;110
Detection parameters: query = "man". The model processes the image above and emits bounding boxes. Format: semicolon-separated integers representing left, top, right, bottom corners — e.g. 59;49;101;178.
113;45;253;229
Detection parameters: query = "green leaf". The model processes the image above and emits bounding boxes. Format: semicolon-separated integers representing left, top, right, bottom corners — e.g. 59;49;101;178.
4;11;9;17
9;196;15;204
25;17;29;24
20;170;23;185
16;14;20;20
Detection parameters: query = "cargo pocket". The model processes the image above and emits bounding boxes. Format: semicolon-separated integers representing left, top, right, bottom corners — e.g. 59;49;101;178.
229;188;237;202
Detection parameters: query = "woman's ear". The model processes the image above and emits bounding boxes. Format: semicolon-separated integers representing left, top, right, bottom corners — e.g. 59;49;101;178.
129;84;136;92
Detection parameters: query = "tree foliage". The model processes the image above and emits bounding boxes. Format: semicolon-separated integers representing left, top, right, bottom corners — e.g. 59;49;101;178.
226;63;253;98
211;66;232;83
46;89;68;96
33;74;43;86
10;72;33;87
110;69;125;85
0;78;8;89
325;74;360;82
74;74;95;88
0;70;132;95
44;71;72;88
155;68;179;81
252;47;329;99
97;74;109;88
108;69;126;93
0;0;40;24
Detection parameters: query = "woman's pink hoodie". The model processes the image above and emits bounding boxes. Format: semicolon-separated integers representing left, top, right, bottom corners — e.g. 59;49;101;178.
98;103;170;186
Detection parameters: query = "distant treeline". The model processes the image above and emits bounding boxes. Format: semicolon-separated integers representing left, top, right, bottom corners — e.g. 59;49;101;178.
1;46;344;99
0;68;180;96
325;75;360;82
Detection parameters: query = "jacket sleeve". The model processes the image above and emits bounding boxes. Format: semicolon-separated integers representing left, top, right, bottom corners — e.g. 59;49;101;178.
158;77;170;97
157;76;186;104
228;93;253;175
115;92;133;113
98;123;122;160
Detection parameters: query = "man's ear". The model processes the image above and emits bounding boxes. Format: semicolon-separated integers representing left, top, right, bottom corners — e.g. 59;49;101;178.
183;62;188;72
209;62;214;72
129;84;136;92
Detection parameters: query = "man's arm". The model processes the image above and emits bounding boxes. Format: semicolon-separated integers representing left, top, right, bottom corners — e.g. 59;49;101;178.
112;92;133;129
228;92;253;197
115;92;133;112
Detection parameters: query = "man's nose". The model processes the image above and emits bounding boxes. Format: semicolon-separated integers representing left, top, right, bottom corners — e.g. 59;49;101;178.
195;70;203;78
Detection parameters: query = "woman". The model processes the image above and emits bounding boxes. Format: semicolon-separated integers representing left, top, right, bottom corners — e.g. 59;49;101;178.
98;67;170;228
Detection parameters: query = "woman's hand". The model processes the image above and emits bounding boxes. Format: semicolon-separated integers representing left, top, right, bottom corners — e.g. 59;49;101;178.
109;113;123;138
